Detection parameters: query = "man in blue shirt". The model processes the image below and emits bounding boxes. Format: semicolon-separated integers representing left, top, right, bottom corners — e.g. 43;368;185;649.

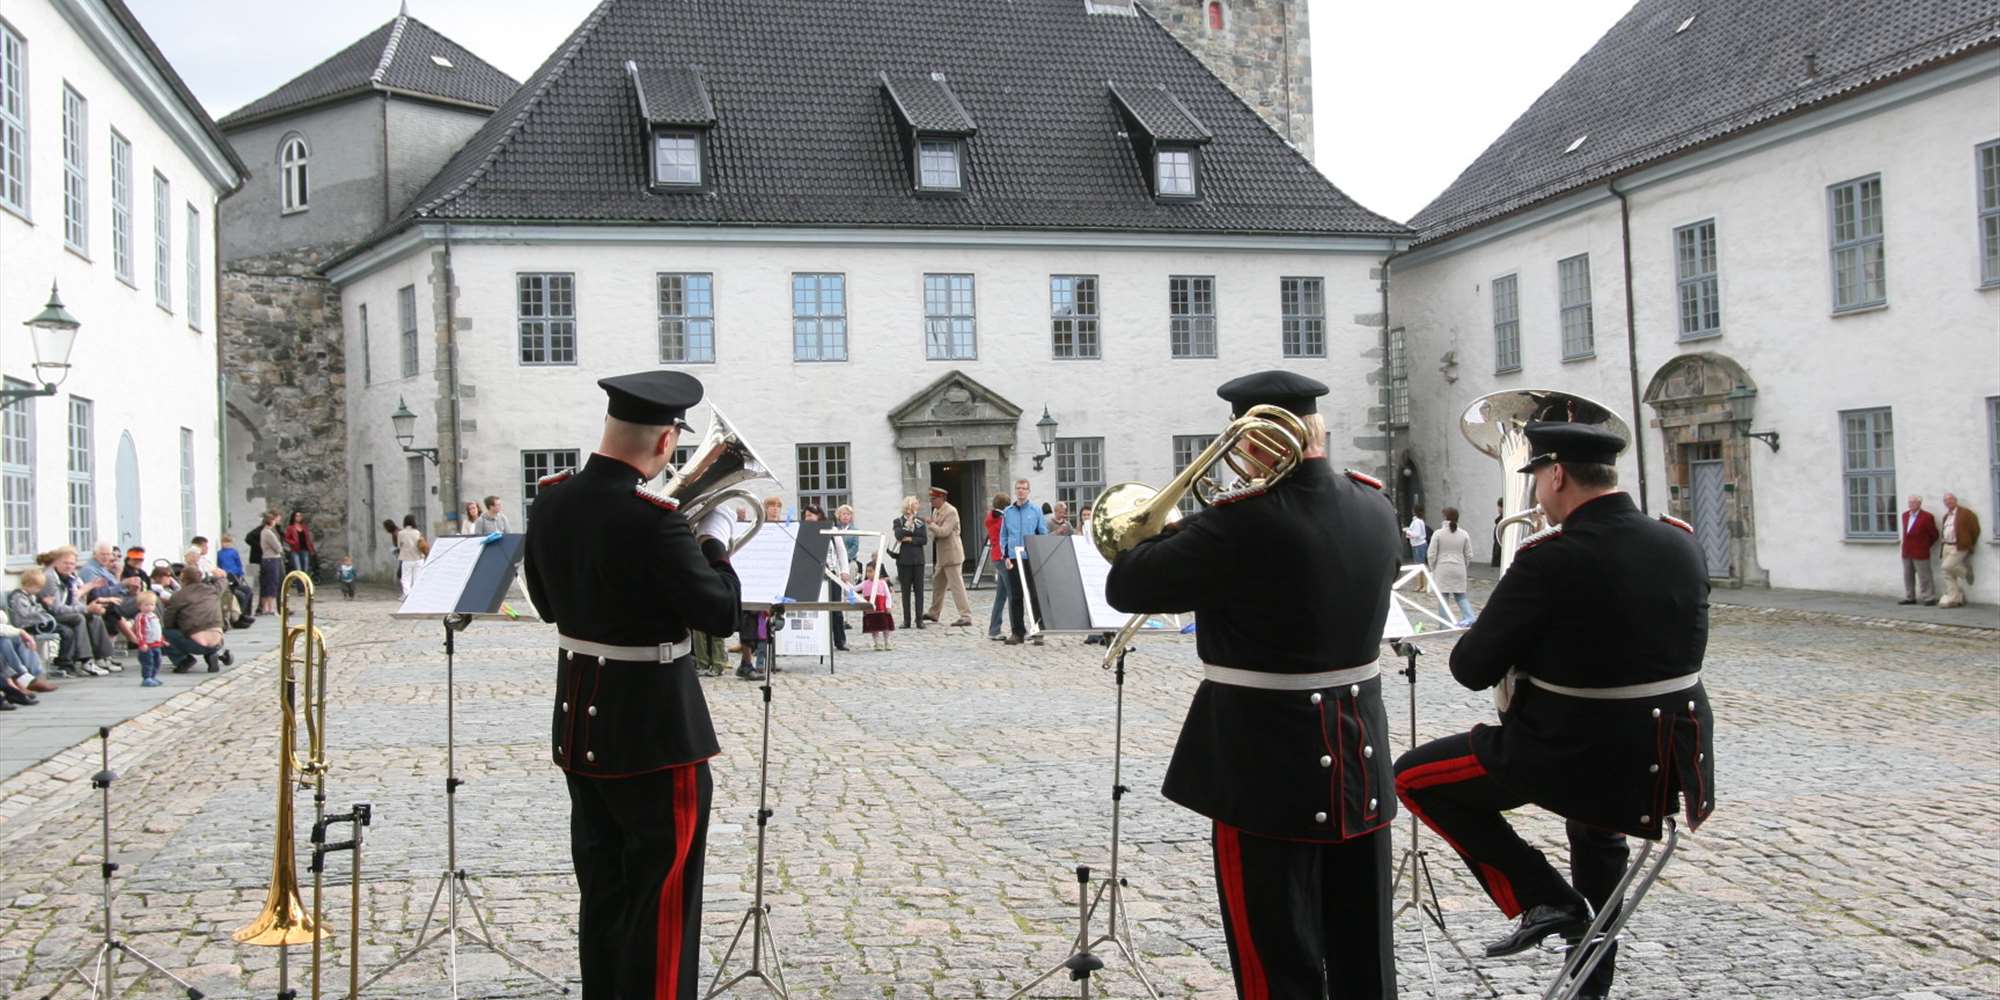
998;477;1047;646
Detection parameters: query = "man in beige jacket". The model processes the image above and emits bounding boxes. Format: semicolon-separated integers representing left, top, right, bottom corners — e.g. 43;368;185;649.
1938;492;1982;609
923;487;973;625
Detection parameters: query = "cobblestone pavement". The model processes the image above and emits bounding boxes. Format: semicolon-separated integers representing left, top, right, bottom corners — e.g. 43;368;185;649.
1;588;1995;999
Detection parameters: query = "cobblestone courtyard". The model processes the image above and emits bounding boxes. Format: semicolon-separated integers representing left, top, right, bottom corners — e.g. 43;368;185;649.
1;589;1995;999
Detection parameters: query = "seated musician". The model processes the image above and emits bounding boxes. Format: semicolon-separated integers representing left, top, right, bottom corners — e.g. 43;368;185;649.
1393;420;1716;1000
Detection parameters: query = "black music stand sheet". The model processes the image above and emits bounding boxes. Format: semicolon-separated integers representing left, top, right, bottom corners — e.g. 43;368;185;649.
1025;534;1173;633
393;534;527;619
732;521;869;612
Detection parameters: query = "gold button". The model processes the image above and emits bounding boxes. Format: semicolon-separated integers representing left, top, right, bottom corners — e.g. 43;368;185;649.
1313;811;1328;824
1309;693;1322;705
1649;764;1660;773
561;702;570;712
1369;798;1377;810
1651;708;1661;719
1639;814;1650;824
1349;684;1360;697
1687;700;1696;712
597;656;606;665
1319;755;1332;768
556;745;564;754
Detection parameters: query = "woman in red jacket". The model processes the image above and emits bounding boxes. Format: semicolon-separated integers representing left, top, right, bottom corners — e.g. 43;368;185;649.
283;510;317;578
984;493;1008;640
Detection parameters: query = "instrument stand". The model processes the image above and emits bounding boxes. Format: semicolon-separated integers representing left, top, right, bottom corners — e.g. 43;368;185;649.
1388;641;1499;1000
1008;643;1160;1000
707;619;790;998
41;727;204;1000
362;616;568;997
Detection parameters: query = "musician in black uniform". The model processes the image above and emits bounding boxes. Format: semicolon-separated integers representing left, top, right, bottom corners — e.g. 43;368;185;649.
523;370;742;1000
1393;420;1716;1000
1106;370;1400;1000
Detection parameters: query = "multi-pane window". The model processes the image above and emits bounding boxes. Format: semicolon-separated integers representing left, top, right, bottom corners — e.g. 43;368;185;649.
917;140;961;190
1491;274;1520;372
1280;277;1325;358
62;85;86;251
2;381;33;560
358;304;372;385
111;131;133;282
792;273;848;361
1829;176;1886;310
179;428;195;543
1171;434;1217;514
406;455;427;525
796;443;851;513
654;132;701;186
1978;142;1999;286
1558;253;1594;359
0;24;24;214
280;136;308;211
1051;275;1100;359
1990;397;2000;519
398;285;419;377
1675;219;1720;339
517;273;577;365
1157;149;1195;197
186;204;201;328
1054;438;1105;508
1840;407;1896;539
1169;276;1216;358
1388;326;1410;427
658;273;715;363
152;172;171;310
521;449;581;519
66;396;94;550
923;273;976;360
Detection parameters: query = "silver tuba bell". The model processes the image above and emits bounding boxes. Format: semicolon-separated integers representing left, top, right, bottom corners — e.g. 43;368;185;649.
663;404;777;555
1461;389;1631;576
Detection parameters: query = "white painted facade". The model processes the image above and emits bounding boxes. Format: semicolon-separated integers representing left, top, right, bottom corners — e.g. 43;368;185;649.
1392;54;2000;603
0;0;240;567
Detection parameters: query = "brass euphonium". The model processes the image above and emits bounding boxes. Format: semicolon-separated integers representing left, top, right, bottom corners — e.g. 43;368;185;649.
663;403;778;554
1459;389;1631;574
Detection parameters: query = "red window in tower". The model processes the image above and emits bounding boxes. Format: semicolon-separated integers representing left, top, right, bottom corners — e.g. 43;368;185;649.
1207;2;1224;30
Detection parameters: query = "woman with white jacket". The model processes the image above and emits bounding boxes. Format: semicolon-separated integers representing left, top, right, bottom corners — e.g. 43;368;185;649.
1427;506;1477;627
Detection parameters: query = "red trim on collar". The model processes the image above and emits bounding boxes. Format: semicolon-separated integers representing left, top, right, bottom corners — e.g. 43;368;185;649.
1344;469;1384;490
536;469;573;487
1658;513;1694;534
635;485;681;511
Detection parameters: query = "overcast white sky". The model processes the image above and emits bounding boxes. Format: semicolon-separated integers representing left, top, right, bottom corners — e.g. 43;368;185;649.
137;0;1629;223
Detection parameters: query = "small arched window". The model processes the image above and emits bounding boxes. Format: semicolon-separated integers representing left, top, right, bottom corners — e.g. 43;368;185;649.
280;135;309;213
1206;1;1226;30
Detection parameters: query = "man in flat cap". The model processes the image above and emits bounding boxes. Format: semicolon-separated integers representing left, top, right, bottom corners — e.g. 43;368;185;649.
922;486;973;626
1106;370;1401;999
1393;419;1716;1000
524;370;742;999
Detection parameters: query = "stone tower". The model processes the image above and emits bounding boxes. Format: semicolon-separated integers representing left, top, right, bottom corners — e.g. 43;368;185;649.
1152;0;1314;161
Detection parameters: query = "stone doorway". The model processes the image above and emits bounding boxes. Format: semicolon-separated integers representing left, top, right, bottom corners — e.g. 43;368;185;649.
1643;353;1766;586
928;460;986;560
887;370;1024;570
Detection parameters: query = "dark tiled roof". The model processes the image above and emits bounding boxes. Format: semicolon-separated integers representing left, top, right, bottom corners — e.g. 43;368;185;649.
220;14;518;128
629;64;716;126
372;0;1400;241
881;73;977;135
1109;80;1211;143
1410;0;2000;245
100;0;249;184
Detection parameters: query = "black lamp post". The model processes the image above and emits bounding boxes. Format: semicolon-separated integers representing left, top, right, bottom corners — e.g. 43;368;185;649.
391;397;440;465
2;282;82;404
1725;383;1780;452
1031;406;1059;471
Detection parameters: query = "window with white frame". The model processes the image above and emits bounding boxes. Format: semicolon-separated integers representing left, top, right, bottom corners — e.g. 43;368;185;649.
1050;275;1100;359
1675;219;1720;339
656;273;714;363
796;443;851;513
521;449;581;520
152;172;171;310
1491;274;1520;372
917;139;962;190
1169;276;1216;358
924;273;976;360
179;427;195;543
1829;176;1885;311
1156;148;1195;197
1280;277;1325;358
1171;434;1217;514
358;304;371;385
66;396;93;550
280;135;308;212
1388;326;1410;427
1055;438;1105;508
2;381;32;560
186;203;200;327
792;273;847;361
111;132;132;282
406;455;427;525
398;285;418;377
1558;253;1594;359
653;132;701;186
62;84;85;251
1840;407;1896;539
1990;397;2000;521
1979;141;1999;287
0;24;24;215
518;273;577;365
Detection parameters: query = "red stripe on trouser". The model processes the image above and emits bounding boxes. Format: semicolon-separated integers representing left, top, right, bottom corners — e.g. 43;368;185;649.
655;767;698;1000
1213;823;1270;1000
1394;754;1525;918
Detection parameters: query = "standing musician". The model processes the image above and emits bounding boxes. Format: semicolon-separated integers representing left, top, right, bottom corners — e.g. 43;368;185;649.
1105;370;1400;1000
1393;420;1716;1000
523;371;742;999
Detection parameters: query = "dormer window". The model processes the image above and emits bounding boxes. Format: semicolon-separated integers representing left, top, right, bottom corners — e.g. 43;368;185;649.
918;139;962;190
627;61;717;192
882;71;977;195
655;132;703;186
1109;81;1213;202
1156;148;1196;197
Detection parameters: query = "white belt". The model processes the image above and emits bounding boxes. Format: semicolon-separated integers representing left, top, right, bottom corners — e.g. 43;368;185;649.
1203;660;1380;691
1526;672;1702;701
558;636;693;663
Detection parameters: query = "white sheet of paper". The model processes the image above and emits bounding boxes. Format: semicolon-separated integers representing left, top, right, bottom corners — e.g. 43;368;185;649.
398;535;487;616
777;608;829;657
731;522;800;605
1070;535;1130;630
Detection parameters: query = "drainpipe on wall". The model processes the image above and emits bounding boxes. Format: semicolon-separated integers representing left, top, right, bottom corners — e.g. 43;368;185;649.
1609;180;1651;511
1379;252;1395;491
441;224;464;520
212;193;233;539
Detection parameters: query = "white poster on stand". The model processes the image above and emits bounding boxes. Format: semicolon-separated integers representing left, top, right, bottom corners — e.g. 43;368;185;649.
777;608;830;657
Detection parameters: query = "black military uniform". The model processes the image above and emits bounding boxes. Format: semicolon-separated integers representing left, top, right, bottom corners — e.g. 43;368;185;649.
1393;421;1716;1000
523;371;742;1000
1105;371;1400;1000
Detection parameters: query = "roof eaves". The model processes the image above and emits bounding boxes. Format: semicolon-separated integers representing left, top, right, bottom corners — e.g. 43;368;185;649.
99;0;250;185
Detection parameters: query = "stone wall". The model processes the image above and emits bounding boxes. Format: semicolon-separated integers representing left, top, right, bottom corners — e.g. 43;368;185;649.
219;244;351;565
1153;0;1314;161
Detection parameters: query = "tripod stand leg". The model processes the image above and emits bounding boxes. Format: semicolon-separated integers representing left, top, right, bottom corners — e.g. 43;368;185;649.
758;910;789;996
115;942;204;998
458;876;569;991
1416;853;1500;999
360;872;452;990
705;907;755;998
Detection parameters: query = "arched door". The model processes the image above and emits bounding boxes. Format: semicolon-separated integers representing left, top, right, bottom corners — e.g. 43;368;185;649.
116;432;141;549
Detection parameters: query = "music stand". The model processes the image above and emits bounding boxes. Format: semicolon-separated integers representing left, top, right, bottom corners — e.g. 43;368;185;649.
367;535;567;997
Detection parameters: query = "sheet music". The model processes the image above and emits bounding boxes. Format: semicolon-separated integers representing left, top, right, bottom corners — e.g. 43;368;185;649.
1071;536;1128;630
398;536;486;616
732;522;800;605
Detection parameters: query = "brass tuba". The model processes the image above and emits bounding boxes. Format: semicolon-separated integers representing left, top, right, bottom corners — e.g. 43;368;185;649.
663;403;778;555
1460;388;1631;574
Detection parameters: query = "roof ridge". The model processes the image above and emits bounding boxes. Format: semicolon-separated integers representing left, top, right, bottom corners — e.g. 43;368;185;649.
370;12;408;86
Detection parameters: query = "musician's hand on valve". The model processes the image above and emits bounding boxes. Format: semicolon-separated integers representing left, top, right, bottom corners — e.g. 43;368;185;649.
697;508;734;544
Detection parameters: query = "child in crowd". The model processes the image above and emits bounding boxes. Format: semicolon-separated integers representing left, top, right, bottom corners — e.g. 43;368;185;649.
859;560;895;650
132;590;166;688
337;556;357;599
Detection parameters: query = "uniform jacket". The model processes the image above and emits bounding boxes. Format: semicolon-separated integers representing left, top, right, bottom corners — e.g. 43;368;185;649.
524;453;742;777
1105;460;1401;842
1450;492;1715;840
1900;508;1939;559
927;502;965;565
892;514;929;567
1944;506;1982;549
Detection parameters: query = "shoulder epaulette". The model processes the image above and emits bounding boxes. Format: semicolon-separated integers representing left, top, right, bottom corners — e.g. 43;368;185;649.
537;468;574;487
1657;513;1694;534
1517;524;1563;552
1344;469;1384;490
634;483;681;511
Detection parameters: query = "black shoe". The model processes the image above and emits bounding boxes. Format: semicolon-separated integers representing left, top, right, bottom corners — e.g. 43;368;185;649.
0;699;13;711
1003;635;1023;645
3;687;35;706
1485;903;1591;958
1923;598;1938;606
735;665;765;681
233;617;255;629
170;660;194;674
205;655;220;673
221;649;235;666
1898;598;1917;605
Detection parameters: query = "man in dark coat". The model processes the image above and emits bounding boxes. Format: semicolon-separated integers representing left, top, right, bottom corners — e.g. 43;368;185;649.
524;370;743;1000
1106;370;1400;1000
1393;421;1716;1000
